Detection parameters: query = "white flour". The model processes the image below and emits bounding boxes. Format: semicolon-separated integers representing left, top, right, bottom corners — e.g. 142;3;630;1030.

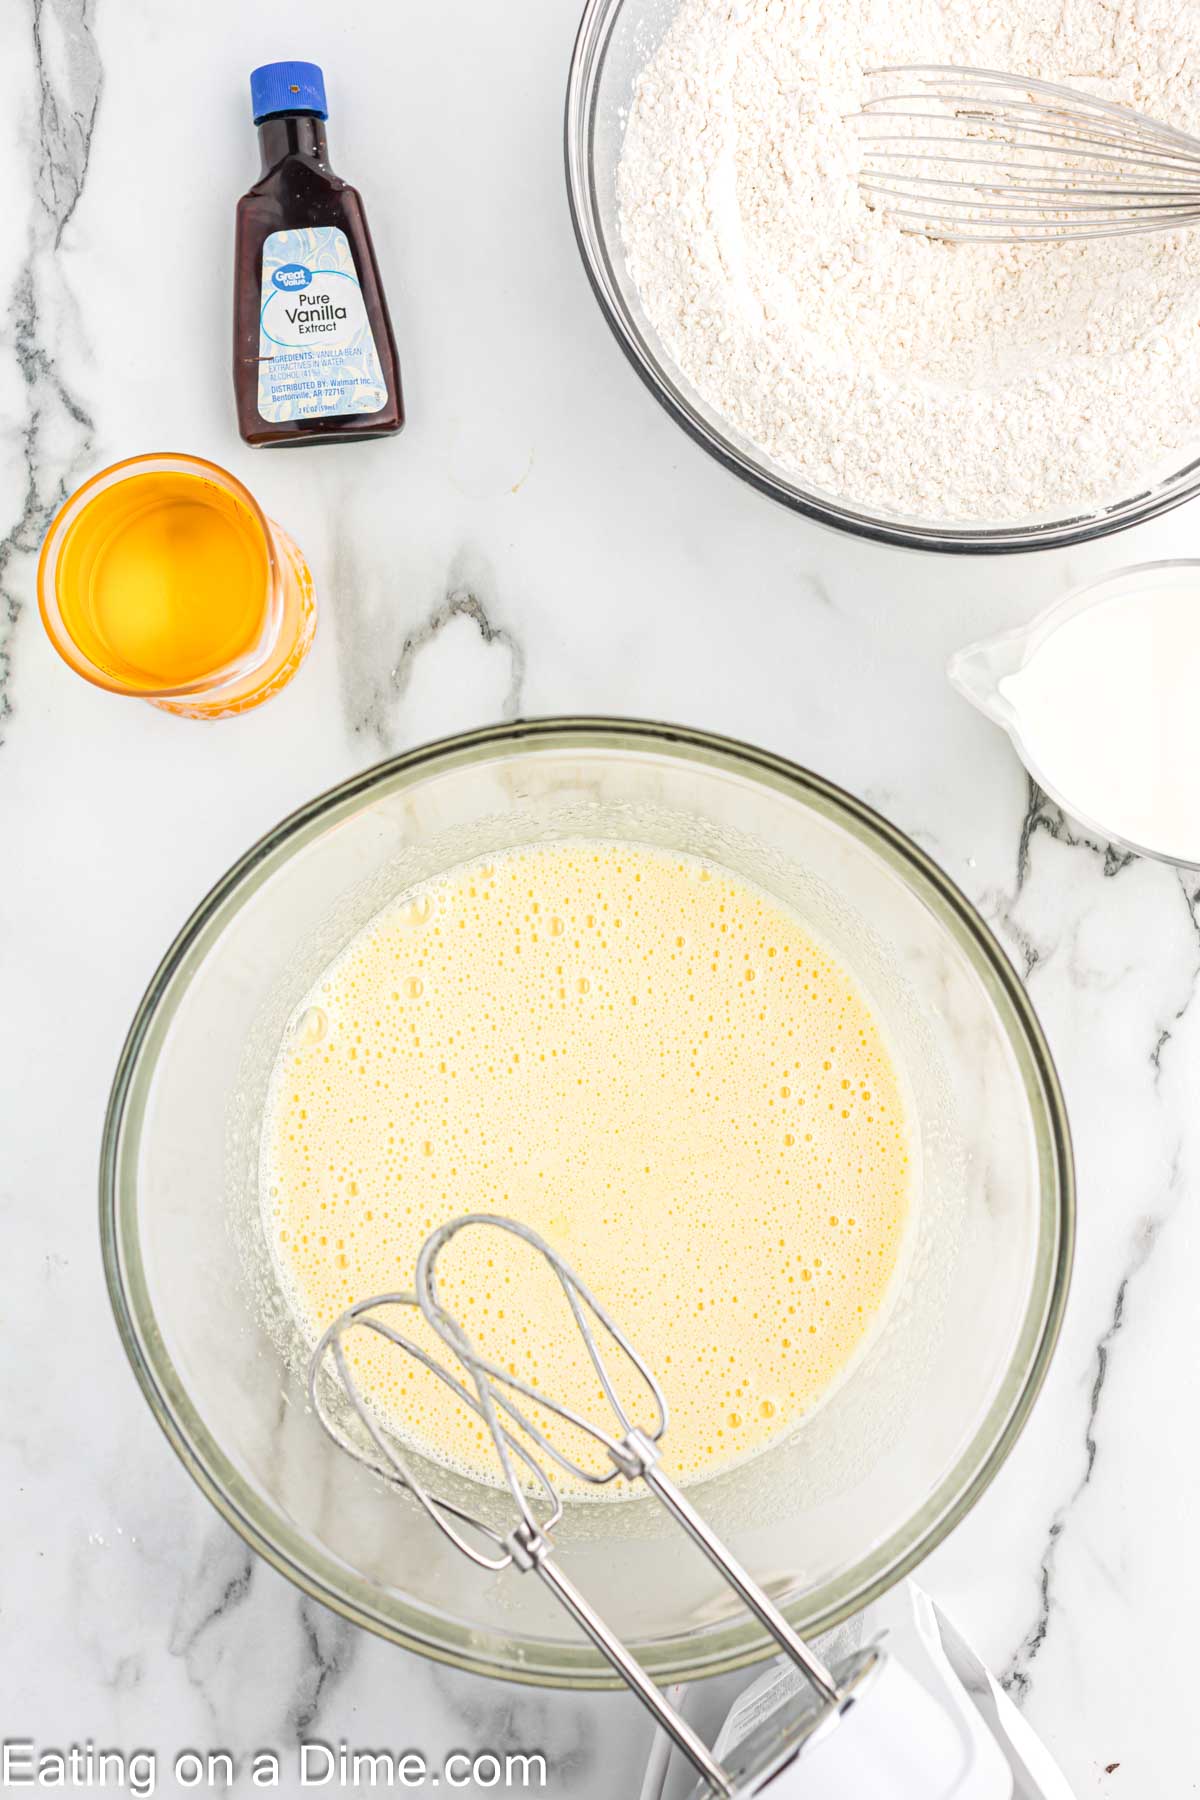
616;0;1200;524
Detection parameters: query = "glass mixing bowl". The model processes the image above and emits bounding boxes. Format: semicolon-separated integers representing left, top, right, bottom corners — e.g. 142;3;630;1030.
564;0;1200;553
102;720;1073;1686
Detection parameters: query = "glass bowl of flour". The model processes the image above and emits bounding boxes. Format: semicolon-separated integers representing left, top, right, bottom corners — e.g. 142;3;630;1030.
566;0;1200;551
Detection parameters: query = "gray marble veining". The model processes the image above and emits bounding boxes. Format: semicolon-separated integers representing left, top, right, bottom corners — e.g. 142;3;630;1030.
5;0;1200;1795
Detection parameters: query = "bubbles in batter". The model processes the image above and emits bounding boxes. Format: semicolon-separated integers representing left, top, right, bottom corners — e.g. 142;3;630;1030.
263;843;912;1492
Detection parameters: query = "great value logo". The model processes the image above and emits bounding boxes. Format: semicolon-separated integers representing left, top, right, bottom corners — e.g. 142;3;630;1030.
272;262;312;291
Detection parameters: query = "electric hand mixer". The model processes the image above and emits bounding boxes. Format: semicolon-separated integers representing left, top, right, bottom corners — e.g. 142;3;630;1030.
309;1214;995;1799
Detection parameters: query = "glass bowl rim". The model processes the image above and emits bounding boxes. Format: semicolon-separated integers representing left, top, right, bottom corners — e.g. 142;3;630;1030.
563;0;1200;555
101;716;1075;1687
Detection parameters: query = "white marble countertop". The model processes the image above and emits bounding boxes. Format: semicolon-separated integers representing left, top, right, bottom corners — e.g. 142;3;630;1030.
4;2;1198;1795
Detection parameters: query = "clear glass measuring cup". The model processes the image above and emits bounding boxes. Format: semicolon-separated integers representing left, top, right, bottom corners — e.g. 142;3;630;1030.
38;452;315;718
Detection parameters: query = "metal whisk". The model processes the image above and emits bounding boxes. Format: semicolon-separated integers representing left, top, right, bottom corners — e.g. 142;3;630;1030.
308;1214;882;1799
854;66;1200;242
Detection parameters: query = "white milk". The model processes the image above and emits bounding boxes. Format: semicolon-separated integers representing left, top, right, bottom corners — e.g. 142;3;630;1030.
949;566;1200;866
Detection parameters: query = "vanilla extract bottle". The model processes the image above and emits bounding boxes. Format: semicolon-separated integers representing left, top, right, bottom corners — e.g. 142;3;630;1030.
234;61;404;446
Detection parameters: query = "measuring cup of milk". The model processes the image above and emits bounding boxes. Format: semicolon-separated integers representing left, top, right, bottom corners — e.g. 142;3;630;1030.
949;561;1200;868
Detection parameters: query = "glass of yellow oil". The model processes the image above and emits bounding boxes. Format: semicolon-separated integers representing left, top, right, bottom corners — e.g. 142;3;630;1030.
38;453;315;716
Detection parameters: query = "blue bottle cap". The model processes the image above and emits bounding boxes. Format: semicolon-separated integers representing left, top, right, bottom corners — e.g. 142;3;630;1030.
250;61;327;124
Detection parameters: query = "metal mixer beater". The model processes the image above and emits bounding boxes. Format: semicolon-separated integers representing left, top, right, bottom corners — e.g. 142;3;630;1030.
309;1214;982;1798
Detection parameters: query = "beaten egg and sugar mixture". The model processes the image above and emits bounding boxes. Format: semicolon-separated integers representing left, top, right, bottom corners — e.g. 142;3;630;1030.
263;844;912;1490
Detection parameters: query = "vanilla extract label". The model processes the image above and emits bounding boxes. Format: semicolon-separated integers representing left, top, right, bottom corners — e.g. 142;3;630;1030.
257;225;387;422
283;298;349;332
